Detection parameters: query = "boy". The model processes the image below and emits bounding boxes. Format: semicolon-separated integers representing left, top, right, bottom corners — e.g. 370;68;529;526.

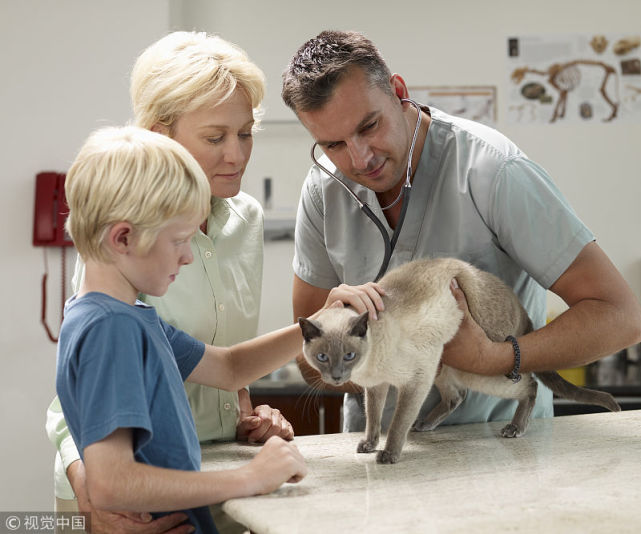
57;126;383;532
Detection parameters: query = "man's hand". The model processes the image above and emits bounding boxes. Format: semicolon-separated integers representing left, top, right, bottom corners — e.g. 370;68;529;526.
323;282;386;320
441;278;495;375
66;460;193;534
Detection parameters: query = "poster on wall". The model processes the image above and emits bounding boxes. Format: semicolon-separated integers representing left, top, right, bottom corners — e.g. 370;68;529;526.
506;33;641;124
409;86;497;126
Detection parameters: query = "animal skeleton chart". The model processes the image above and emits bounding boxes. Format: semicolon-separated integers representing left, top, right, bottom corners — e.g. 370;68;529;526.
409;86;497;126
507;34;641;124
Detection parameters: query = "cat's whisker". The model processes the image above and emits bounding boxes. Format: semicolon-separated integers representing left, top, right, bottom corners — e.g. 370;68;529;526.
297;380;325;420
295;381;321;428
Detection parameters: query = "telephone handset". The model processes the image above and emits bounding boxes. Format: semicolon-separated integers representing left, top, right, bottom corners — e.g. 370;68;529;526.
33;172;73;342
33;172;73;247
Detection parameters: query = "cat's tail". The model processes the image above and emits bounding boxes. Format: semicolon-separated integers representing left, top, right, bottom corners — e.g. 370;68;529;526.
534;371;621;412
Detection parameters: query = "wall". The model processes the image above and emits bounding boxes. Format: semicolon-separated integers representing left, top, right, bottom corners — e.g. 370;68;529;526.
178;0;641;324
0;0;171;510
1;0;640;511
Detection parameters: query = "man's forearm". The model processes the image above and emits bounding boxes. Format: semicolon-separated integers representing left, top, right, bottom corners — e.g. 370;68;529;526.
516;298;640;373
449;292;641;377
446;242;641;376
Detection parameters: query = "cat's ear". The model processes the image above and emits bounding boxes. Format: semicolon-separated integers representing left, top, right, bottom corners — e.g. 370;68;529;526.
349;312;369;338
298;317;323;342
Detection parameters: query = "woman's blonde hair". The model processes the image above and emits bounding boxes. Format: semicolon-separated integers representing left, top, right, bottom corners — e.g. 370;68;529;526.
131;31;265;131
65;126;210;262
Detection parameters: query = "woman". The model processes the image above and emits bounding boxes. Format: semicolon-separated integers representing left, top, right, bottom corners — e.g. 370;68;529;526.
47;31;293;534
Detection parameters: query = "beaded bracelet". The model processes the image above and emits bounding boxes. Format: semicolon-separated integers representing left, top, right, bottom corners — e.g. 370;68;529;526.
505;335;522;383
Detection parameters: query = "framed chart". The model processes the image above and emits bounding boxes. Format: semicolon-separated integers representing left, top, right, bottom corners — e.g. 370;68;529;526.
409;86;497;126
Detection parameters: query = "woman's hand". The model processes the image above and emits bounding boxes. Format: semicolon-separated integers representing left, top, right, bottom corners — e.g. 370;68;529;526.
236;404;294;443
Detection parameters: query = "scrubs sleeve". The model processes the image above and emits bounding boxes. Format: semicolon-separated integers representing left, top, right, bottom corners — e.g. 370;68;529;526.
293;174;341;289
488;156;594;289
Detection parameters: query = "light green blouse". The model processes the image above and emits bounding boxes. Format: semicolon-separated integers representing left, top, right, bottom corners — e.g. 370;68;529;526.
46;193;264;499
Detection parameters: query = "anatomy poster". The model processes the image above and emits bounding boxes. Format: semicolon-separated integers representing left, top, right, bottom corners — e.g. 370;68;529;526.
506;33;641;123
410;86;497;126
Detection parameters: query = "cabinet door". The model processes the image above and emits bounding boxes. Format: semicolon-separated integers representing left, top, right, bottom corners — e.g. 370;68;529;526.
250;394;344;435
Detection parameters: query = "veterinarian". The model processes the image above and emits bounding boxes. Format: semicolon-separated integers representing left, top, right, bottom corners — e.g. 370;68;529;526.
282;30;641;433
46;31;295;534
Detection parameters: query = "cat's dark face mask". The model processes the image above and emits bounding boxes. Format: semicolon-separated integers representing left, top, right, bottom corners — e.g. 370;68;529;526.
299;312;369;385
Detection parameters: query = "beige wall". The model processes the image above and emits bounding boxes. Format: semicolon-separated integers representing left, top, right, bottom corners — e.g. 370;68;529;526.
2;0;639;510
0;0;171;510
188;0;641;328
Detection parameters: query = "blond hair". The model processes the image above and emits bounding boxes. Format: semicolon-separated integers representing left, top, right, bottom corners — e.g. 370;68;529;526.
131;31;265;131
65;126;210;262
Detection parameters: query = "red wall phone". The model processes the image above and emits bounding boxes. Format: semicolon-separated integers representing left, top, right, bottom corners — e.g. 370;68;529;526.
33;171;73;247
33;171;73;342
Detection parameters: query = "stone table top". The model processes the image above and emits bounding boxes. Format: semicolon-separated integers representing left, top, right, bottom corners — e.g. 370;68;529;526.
201;410;641;533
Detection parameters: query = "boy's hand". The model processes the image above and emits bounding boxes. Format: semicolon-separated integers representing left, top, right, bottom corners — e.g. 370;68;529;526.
237;404;294;443
244;436;307;495
323;282;386;320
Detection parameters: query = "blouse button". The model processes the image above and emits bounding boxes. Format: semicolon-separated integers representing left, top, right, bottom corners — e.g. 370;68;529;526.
223;402;232;410
205;251;213;258
218;304;225;311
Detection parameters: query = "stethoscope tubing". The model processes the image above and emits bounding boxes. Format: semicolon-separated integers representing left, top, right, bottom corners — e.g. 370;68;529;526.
310;98;423;282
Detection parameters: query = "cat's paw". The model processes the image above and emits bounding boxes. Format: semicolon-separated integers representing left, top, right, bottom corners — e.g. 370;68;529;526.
412;419;437;432
357;439;378;454
376;449;400;464
500;423;524;438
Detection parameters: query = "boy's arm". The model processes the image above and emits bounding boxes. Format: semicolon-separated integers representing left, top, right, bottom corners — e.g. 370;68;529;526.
187;282;386;391
84;428;306;512
187;324;301;391
47;399;192;533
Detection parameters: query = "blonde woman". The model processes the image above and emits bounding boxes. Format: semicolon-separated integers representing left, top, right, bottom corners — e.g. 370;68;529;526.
56;125;383;534
47;32;294;534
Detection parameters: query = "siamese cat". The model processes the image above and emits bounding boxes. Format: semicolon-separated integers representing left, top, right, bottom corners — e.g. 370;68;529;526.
299;258;620;464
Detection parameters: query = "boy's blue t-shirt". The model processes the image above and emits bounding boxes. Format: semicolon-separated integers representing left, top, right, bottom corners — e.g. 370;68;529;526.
56;292;216;533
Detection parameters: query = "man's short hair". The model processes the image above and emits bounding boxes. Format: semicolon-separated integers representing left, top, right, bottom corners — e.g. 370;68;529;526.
131;31;265;132
282;30;392;113
65;126;210;262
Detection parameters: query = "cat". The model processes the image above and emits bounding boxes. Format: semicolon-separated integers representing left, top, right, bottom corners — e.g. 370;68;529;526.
299;257;620;464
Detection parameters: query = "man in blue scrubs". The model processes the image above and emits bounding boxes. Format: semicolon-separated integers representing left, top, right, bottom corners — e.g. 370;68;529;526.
281;30;641;431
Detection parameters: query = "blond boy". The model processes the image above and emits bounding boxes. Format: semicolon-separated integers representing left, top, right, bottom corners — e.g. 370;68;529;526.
57;126;383;532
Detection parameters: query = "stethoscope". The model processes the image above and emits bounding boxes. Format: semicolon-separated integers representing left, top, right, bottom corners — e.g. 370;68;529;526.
310;98;423;281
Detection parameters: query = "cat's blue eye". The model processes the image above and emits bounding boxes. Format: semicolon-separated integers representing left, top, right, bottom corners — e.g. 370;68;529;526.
344;352;355;361
316;353;328;363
